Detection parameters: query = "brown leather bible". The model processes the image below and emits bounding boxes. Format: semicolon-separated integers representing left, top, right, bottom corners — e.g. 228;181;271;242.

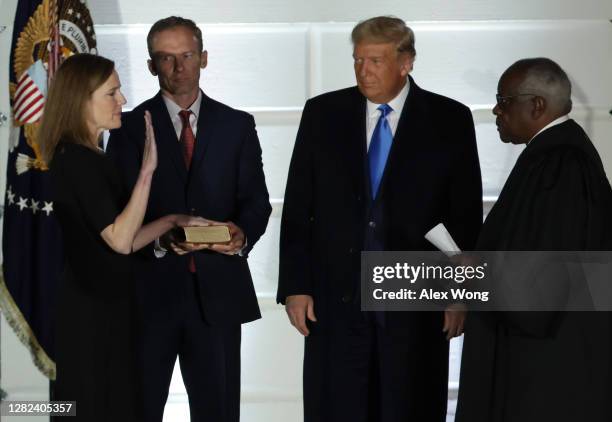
174;225;231;244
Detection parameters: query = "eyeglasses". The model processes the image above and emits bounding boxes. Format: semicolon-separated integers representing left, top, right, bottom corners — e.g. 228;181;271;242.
495;93;537;109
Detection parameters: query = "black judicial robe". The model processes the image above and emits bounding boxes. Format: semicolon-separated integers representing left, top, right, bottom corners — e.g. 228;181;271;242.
455;119;612;422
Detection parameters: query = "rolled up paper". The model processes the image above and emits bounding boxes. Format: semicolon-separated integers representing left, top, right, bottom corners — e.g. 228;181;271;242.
424;223;461;257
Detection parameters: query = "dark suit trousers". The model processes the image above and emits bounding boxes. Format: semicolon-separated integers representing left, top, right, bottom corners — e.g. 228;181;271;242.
135;273;241;422
304;312;448;422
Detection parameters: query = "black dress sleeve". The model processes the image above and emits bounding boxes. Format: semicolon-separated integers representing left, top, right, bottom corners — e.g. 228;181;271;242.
54;143;121;234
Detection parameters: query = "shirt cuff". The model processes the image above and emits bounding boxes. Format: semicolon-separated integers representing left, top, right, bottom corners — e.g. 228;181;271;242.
237;237;248;257
154;237;168;258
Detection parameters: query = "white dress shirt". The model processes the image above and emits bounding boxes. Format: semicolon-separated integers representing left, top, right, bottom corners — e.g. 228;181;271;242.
162;90;203;139
365;79;410;150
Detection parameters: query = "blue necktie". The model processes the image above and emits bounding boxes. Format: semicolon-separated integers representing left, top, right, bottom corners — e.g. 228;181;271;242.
368;104;393;199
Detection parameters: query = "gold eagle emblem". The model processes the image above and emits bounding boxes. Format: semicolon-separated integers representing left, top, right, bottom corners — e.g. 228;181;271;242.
10;0;97;175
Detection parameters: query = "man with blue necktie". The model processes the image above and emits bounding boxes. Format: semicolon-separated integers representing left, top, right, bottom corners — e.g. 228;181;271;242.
278;16;483;422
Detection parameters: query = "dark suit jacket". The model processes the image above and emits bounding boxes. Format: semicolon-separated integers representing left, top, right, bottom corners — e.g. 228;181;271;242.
107;91;271;326
278;76;483;331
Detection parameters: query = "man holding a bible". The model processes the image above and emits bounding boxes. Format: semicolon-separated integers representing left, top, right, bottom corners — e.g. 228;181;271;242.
107;16;271;422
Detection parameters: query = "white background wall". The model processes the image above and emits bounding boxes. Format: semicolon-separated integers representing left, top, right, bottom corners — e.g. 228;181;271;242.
1;1;611;421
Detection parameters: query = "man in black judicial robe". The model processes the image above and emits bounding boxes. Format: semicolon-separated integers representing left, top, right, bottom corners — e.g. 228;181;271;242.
456;58;612;422
278;16;483;422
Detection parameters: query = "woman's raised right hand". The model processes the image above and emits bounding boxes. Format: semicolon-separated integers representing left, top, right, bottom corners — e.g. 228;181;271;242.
141;110;158;176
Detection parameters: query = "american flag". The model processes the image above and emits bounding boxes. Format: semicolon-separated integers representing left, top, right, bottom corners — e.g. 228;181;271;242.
13;0;60;125
13;61;47;124
1;0;97;380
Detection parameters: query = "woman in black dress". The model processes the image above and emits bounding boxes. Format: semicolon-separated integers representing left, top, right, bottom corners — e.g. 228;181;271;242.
40;54;200;421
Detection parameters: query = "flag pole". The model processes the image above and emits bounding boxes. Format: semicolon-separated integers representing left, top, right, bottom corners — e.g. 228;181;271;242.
48;1;60;416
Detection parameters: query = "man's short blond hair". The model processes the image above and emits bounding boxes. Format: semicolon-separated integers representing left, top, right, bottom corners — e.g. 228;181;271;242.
351;16;416;57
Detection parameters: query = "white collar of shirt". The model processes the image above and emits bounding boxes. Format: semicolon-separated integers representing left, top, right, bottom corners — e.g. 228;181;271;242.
366;79;410;150
162;90;203;139
528;114;570;143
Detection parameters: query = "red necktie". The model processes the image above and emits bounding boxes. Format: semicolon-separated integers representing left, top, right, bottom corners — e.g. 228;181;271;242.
179;110;195;169
179;110;197;273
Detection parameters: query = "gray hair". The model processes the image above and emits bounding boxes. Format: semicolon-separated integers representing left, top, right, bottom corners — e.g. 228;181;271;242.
506;58;572;114
351;16;416;57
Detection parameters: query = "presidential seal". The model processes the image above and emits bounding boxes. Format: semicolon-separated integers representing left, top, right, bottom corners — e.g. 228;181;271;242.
10;0;97;175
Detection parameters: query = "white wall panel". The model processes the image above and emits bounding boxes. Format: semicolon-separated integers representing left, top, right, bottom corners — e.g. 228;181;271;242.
0;0;17;236
96;24;309;109
588;117;612;180
200;25;309;109
475;122;523;196
256;124;299;200
241;306;304;397
247;206;281;294
314;20;612;107
309;23;355;96
88;0;612;25
414;21;612;108
94;26;151;109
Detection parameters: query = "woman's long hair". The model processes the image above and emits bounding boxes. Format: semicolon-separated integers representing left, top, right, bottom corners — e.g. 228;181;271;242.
39;53;115;165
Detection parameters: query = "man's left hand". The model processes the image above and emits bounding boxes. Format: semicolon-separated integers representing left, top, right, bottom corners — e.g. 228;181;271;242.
208;221;245;255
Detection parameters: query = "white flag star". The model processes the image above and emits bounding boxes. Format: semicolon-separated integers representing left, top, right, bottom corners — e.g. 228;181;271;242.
7;188;15;205
30;200;40;214
17;196;29;211
42;201;54;216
